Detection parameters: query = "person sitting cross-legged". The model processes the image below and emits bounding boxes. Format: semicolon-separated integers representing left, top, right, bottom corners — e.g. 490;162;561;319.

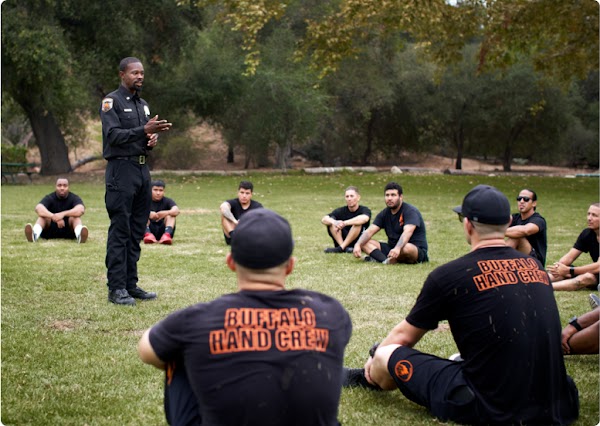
143;180;180;245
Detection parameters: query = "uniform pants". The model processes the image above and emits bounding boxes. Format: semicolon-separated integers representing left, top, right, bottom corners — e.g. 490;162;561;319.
164;362;202;426
105;160;151;291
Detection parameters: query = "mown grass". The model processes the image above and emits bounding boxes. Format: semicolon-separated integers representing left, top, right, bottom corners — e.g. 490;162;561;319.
1;172;598;425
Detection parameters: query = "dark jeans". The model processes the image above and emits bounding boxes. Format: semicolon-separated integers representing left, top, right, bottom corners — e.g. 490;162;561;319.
105;160;151;291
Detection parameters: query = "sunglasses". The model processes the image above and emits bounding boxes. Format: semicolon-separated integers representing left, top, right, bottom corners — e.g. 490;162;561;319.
516;196;531;202
457;213;465;223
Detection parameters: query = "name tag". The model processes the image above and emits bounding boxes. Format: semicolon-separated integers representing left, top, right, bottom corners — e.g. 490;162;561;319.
124;108;132;112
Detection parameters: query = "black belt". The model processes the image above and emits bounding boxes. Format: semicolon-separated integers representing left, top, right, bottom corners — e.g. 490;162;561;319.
112;155;147;165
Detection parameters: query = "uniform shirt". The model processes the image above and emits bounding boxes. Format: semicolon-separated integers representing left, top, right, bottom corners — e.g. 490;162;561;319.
327;205;371;231
100;85;152;159
509;212;547;265
574;228;599;262
226;198;263;220
406;246;579;425
39;192;84;213
150;196;177;225
372;202;427;249
149;289;352;426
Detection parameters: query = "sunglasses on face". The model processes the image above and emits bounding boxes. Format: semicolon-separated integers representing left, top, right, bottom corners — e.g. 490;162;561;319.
516;196;531;202
457;213;465;223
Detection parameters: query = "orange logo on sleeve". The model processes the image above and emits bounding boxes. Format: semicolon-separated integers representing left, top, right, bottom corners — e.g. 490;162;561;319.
394;360;413;382
398;213;404;226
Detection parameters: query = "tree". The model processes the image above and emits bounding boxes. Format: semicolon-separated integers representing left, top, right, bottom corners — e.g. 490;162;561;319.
1;0;202;175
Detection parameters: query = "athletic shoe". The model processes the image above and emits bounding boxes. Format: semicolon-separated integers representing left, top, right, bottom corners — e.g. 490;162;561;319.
108;289;135;306
382;258;391;264
324;246;344;253
159;233;173;245
345;246;354;253
342;368;381;390
364;256;379;263
589;293;600;310
25;223;35;242
77;226;88;244
128;287;157;300
143;232;157;244
449;353;464;362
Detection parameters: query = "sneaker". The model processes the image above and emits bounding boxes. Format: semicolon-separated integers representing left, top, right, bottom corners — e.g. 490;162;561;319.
382;258;390;264
345;246;354;253
143;232;158;244
108;289;135;306
589;293;600;310
364;256;380;263
324;246;344;254
342;368;381;390
77;226;88;244
25;223;35;242
449;353;464;362
128;287;157;300
159;233;172;245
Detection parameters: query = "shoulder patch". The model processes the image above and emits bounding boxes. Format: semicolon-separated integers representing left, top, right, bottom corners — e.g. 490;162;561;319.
101;98;113;112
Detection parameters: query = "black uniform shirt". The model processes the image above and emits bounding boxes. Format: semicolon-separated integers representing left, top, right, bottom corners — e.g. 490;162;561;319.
100;85;152;159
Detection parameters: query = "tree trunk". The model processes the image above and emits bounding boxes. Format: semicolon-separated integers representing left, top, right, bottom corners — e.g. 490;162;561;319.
227;145;234;163
361;112;376;165
454;126;464;170
22;104;71;175
503;122;525;172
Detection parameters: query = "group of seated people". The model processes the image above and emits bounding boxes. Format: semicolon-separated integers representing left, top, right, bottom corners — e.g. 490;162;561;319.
21;178;598;425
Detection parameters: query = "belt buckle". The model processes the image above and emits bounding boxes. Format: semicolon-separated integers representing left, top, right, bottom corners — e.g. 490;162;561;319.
139;155;146;165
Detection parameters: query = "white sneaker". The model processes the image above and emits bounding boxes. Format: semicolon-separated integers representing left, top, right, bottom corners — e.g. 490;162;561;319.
77;226;88;244
449;353;464;362
25;223;35;242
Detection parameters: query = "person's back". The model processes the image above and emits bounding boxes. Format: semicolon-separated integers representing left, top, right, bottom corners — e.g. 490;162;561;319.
417;246;578;424
152;289;350;425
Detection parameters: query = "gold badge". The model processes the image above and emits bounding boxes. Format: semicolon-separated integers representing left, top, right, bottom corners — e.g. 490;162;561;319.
101;98;113;112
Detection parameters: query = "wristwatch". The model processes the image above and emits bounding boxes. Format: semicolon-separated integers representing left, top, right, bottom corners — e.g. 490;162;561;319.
569;266;576;277
369;342;380;358
568;316;583;331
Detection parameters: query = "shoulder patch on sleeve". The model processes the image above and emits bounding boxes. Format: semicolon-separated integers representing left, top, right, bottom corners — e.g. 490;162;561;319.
101;98;113;112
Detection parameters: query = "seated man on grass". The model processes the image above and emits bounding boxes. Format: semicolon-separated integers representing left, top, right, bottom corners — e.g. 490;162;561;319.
547;203;599;291
138;209;352;425
321;186;371;253
143;180;180;245
344;185;579;425
561;304;599;355
352;182;428;264
25;177;88;244
219;180;263;245
505;188;547;266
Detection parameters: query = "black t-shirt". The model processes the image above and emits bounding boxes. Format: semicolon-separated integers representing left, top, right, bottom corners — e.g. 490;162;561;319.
406;246;578;425
39;192;84;213
509;212;547;265
574;228;599;262
150;289;352;426
150;196;177;225
226;198;263;220
328;205;371;230
372;202;427;249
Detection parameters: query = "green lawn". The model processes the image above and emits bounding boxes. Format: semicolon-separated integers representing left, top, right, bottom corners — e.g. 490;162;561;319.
2;172;598;425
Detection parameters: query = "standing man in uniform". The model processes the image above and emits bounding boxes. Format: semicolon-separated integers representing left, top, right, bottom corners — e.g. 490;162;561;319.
24;178;88;244
220;181;263;245
101;57;172;306
344;185;579;425
505;188;547;266
321;186;371;253
138;209;352;425
353;182;428;264
143;180;180;245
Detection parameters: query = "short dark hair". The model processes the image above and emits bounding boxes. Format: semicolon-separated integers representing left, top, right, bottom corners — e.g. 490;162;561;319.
239;181;254;192
152;180;166;188
346;186;359;194
384;182;402;194
522;188;537;210
119;57;142;72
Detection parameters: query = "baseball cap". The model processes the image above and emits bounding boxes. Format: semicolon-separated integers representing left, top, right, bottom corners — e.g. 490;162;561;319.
452;185;511;225
231;209;294;269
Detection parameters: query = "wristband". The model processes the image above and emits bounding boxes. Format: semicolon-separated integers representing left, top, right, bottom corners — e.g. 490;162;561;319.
369;342;380;358
569;316;583;331
570;266;576;277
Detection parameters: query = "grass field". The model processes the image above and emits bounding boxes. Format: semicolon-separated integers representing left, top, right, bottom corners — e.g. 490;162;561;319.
1;172;598;425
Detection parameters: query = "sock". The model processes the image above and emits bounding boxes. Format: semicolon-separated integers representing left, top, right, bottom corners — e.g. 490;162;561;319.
165;226;173;236
369;249;387;263
33;223;43;239
74;224;83;238
145;226;151;234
